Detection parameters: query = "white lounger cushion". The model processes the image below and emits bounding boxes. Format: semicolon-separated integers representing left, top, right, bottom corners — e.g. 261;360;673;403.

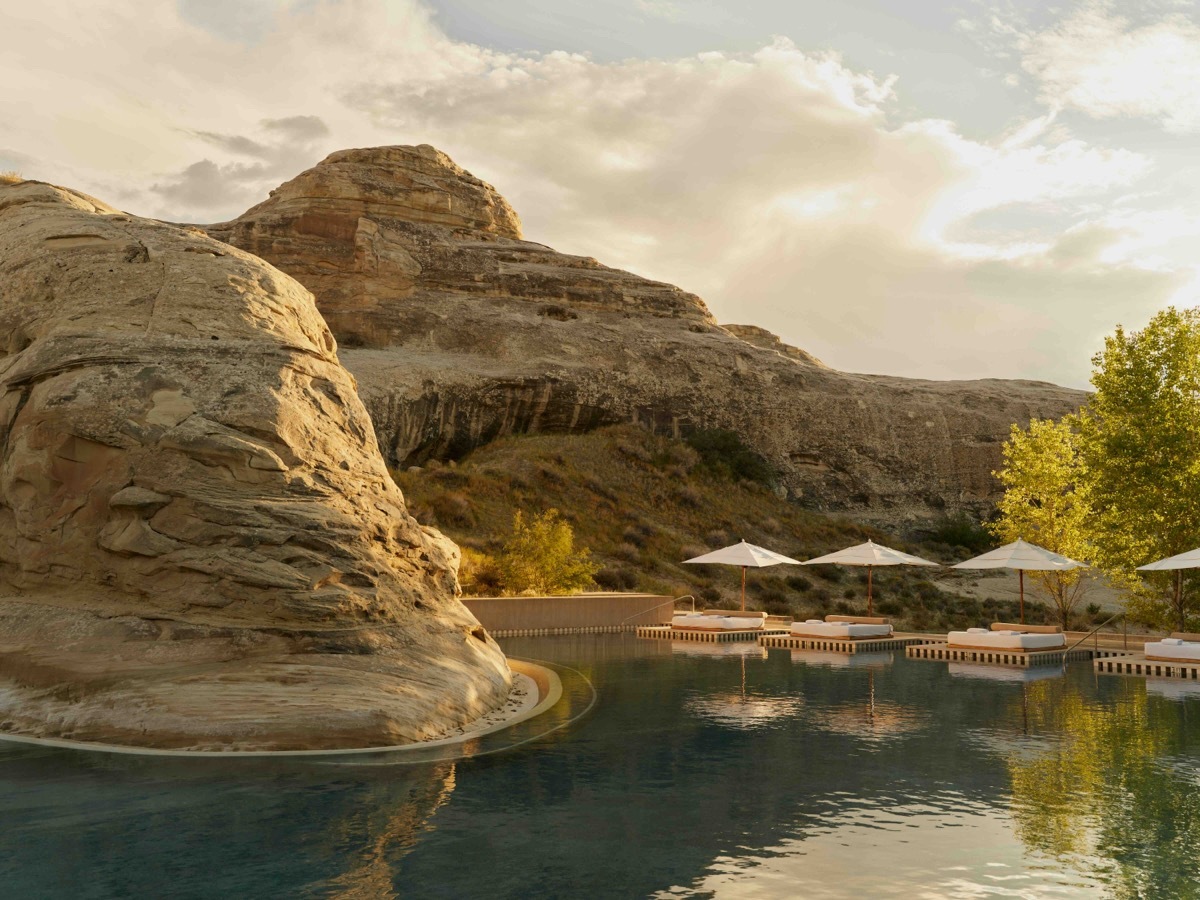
946;630;1065;650
789;621;893;639
673;614;764;631
1144;639;1200;662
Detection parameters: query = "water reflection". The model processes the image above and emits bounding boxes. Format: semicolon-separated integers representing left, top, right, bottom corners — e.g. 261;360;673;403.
789;648;892;669
308;763;457;899
1;634;1199;897
995;674;1200;896
807;670;928;744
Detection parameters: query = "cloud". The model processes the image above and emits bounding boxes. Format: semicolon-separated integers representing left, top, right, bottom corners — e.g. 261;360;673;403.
1020;2;1200;133
152;116;334;213
0;0;1193;386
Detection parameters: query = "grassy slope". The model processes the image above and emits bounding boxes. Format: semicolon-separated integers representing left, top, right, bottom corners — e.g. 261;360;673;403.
392;425;1064;631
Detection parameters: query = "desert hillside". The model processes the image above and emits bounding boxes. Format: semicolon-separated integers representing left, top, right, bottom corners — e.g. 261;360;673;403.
204;145;1086;527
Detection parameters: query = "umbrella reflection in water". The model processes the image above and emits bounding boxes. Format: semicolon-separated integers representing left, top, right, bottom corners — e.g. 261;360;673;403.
683;652;803;729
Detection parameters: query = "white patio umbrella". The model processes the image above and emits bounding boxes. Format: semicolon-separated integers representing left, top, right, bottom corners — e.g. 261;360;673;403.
1137;547;1200;570
801;540;939;616
683;540;800;610
1137;548;1200;624
951;539;1086;624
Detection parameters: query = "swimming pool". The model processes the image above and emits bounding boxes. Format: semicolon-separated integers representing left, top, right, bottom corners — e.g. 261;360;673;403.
2;633;1197;898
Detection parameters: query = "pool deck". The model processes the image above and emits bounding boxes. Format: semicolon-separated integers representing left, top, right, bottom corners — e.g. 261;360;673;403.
760;633;932;653
1094;653;1200;681
635;626;788;643
906;641;1131;668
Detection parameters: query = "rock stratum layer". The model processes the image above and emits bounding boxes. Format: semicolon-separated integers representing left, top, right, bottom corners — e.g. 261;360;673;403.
0;181;510;750
207;145;1086;526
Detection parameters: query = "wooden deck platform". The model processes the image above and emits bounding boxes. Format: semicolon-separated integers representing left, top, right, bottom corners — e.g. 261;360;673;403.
759;633;931;653
635;626;787;643
906;642;1130;668
1094;654;1200;680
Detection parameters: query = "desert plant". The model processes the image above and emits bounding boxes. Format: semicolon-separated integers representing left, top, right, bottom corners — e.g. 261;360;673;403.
495;508;599;595
458;547;503;595
0;171;23;185
684;428;775;485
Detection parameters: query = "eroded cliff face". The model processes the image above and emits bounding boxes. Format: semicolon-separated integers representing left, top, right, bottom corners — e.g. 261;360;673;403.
206;145;1087;525
0;180;510;750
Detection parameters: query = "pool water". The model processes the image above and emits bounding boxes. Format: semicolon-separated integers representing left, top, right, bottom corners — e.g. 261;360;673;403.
3;633;1200;898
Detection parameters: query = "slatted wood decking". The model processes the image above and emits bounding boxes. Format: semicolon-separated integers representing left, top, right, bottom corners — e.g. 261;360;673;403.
635;626;788;643
906;642;1129;668
759;634;931;653
1094;654;1200;680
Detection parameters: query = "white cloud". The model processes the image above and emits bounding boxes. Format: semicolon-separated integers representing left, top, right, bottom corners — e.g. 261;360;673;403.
1021;2;1200;132
0;0;1193;386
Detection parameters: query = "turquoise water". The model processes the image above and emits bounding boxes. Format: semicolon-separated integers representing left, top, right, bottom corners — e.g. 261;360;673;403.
3;634;1200;898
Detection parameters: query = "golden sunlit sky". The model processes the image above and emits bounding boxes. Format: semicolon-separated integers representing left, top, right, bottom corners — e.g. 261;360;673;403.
5;0;1200;387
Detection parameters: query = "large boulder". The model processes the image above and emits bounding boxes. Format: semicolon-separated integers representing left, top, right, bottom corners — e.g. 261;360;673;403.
0;181;510;750
206;145;1086;527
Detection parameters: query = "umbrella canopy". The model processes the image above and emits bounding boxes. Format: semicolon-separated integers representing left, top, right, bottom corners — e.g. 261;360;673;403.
684;541;801;567
683;540;800;610
951;539;1085;572
951;539;1086;623
801;540;939;615
1137;547;1200;570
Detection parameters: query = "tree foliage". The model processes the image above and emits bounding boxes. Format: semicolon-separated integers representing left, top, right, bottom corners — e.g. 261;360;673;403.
1077;307;1200;631
991;418;1093;627
495;508;599;596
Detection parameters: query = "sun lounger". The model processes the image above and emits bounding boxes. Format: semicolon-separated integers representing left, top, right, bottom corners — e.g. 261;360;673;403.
1144;632;1200;662
788;615;893;640
672;609;768;631
946;622;1065;651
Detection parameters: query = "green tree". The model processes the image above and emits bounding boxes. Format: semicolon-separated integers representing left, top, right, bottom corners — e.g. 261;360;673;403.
496;508;599;596
991;418;1093;627
1077;307;1200;631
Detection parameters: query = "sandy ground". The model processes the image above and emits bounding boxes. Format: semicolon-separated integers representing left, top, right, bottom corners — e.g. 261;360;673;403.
930;569;1129;615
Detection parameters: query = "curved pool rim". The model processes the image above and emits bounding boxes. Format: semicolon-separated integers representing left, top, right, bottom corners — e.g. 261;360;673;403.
0;657;587;760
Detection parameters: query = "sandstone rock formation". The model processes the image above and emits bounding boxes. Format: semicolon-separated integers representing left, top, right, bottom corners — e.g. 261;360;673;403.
207;145;1087;526
0;180;510;750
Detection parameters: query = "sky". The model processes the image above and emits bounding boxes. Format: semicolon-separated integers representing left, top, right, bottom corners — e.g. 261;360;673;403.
4;0;1200;388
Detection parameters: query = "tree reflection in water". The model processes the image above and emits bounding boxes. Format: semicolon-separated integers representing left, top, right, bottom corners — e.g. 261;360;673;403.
1000;676;1200;896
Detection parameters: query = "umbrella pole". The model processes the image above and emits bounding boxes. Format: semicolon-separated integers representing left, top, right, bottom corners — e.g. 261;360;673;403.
867;566;874;616
741;566;746;612
1019;570;1025;624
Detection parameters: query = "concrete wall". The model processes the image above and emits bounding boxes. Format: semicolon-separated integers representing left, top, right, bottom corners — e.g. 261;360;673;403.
463;592;675;636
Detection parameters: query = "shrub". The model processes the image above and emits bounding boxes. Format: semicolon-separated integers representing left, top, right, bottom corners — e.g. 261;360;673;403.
495;509;599;595
622;527;647;548
925;513;993;554
684;428;775;485
430;491;475;528
786;575;812;592
594;566;638;591
704;529;729;548
763;597;793;617
0;171;23;185
459;548;503;596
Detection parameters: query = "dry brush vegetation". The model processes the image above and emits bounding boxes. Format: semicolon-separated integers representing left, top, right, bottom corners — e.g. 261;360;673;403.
392;425;1078;631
